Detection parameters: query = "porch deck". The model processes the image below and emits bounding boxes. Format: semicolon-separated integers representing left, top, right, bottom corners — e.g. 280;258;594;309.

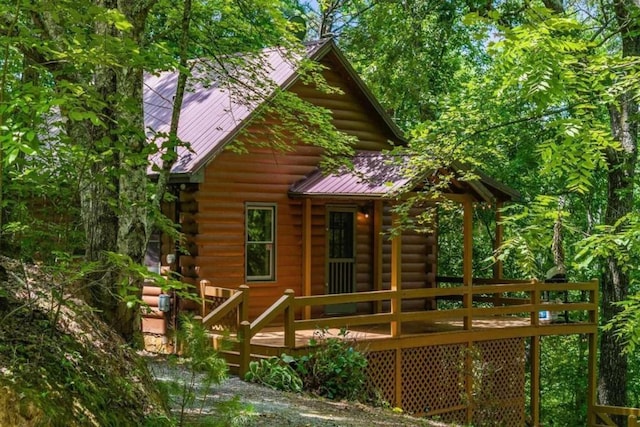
249;317;534;347
199;278;610;425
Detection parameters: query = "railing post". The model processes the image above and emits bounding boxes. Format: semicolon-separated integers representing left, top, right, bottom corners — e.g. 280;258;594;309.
238;284;249;324
394;346;402;408
462;197;473;330
465;341;473;424
391;213;402;337
630;415;638;427
200;279;211;318
531;336;540;426
587;279;599;427
531;279;540;327
239;320;251;379
284;289;296;349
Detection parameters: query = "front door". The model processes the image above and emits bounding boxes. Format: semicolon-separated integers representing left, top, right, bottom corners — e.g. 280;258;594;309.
326;208;357;314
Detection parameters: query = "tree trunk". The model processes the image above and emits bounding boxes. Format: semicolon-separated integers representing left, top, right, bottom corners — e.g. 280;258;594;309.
598;0;639;410
75;0;155;341
599;100;636;408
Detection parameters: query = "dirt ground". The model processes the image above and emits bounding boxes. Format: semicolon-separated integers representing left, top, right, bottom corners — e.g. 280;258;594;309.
149;358;448;427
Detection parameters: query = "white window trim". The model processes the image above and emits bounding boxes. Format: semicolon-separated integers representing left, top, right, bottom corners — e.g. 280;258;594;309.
245;203;276;282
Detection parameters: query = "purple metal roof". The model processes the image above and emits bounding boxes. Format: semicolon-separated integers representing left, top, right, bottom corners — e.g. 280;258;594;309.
145;41;329;175
289;151;412;198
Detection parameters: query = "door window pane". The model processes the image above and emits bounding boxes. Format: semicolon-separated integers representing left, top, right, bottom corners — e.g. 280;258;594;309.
328;211;354;259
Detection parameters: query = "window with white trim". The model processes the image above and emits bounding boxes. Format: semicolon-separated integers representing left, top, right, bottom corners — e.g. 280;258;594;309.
245;204;276;281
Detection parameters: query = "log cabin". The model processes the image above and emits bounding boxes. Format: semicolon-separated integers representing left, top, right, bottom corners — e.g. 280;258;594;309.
141;39;610;425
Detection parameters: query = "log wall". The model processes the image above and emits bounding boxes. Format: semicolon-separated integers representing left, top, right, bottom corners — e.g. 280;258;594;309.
195;54;396;319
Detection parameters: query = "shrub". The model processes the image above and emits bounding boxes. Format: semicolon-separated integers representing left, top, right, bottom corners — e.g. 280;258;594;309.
294;328;368;401
244;357;303;393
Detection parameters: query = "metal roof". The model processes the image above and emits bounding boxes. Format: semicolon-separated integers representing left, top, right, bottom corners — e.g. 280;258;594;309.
289;151;412;198
290;152;520;202
144;39;404;178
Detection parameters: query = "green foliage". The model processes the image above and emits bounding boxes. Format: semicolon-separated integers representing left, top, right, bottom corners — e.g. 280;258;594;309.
575;213;640;274
245;356;303;393
535;335;589;426
244;328;369;401
0;260;167;425
339;0;483;127
196;395;256;427
603;288;640;354
149;315;256;426
102;252;192;311
294;328;368;401
164;314;229;426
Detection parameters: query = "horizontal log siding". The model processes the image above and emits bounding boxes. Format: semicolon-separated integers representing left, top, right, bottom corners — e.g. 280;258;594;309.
382;205;437;312
196;143;314;318
196;54;397;319
356;206;374;312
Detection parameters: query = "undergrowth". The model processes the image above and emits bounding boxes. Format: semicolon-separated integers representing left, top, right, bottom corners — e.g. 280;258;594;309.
0;260;166;425
152;315;255;426
245;328;371;402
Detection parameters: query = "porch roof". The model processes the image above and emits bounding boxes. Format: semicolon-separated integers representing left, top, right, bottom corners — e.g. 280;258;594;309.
289;151;520;202
289;151;410;199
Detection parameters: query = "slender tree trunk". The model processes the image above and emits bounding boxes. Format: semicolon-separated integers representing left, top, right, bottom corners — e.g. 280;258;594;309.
75;0;156;341
598;0;639;410
599;99;636;408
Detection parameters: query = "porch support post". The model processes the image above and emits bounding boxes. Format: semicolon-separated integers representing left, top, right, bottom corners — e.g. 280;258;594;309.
493;201;504;280
531;335;541;426
391;212;402;337
302;198;312;320
465;340;473;424
463;197;473;330
395;346;402;408
373;200;383;314
587;279;599;426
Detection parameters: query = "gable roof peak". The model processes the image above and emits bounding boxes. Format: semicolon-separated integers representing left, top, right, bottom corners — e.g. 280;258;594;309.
145;39;403;179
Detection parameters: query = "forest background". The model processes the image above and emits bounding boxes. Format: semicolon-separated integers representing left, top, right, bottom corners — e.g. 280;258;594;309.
1;1;639;425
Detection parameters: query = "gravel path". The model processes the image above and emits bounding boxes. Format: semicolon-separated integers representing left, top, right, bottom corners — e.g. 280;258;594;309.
148;358;446;426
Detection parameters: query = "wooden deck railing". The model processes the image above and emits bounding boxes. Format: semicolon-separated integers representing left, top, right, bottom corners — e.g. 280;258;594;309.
199;279;640;425
200;279;598;377
200;282;249;330
592;405;640;426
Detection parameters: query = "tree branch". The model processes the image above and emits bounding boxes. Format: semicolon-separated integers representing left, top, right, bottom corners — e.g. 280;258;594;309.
472;105;572;137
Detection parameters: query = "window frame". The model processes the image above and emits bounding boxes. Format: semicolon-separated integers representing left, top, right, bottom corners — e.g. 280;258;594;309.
245;203;277;282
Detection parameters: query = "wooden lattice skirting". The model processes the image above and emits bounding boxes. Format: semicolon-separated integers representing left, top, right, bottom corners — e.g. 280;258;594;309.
366;338;525;425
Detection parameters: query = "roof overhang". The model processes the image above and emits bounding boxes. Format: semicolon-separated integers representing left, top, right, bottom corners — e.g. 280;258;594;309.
289;151;410;199
289;152;520;203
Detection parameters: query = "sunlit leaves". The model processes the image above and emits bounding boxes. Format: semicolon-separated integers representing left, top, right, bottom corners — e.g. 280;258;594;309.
497;195;573;278
575;213;640;273
604;290;640;354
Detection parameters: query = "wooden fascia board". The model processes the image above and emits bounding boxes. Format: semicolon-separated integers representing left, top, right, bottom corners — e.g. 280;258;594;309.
450;161;520;203
287;192;388;200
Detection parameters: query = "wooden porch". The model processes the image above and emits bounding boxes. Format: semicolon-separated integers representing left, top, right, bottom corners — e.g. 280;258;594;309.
200;277;605;425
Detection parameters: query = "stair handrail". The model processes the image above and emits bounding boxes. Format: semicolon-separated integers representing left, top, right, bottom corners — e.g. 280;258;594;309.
249;289;295;344
238;288;295;377
201;283;249;329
